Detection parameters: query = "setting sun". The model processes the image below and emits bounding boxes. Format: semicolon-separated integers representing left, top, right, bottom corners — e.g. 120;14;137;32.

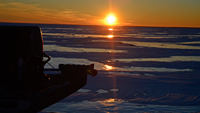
106;15;116;25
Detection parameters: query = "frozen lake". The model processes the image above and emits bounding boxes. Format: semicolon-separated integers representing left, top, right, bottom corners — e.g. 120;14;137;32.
25;24;200;113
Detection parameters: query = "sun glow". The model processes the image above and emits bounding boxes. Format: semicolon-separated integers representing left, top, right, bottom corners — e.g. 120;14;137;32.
106;15;116;25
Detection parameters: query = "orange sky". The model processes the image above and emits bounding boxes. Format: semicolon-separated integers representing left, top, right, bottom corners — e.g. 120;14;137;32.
0;0;200;28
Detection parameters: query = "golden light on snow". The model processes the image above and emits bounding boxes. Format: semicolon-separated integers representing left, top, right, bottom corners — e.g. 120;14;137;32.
104;65;113;70
105;98;116;102
109;28;113;31
107;35;113;39
99;98;124;107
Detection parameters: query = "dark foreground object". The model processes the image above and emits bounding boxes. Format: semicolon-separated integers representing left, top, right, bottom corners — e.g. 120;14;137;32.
0;26;97;113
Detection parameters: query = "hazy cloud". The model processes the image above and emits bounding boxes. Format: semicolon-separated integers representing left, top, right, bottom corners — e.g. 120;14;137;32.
0;2;100;25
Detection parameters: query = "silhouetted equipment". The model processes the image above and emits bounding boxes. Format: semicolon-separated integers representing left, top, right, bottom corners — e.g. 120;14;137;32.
0;26;97;113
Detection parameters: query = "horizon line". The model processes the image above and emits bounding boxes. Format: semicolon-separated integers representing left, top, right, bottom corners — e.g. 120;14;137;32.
0;22;200;29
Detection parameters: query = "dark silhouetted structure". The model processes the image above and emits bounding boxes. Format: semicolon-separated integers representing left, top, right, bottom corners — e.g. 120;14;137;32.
0;26;97;113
